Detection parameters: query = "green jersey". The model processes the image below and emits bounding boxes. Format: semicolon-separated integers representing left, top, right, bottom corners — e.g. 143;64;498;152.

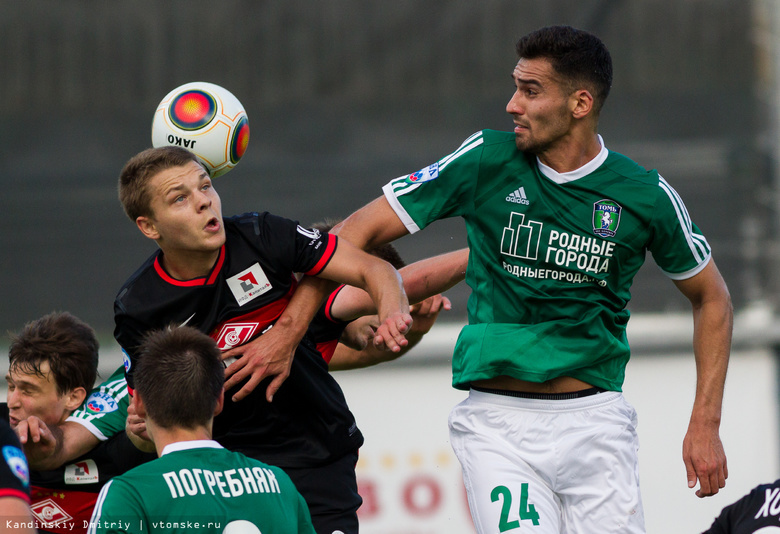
68;366;129;440
88;440;316;534
384;130;710;391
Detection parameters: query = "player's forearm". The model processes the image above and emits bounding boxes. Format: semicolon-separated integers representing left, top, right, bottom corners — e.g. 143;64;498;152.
689;296;733;426
280;276;333;339
366;266;410;323
400;249;468;303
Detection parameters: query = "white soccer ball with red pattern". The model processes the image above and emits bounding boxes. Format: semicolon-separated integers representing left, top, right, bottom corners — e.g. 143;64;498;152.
152;81;250;178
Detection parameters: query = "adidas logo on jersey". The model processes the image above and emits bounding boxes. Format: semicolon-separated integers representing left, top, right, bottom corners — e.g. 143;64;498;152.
506;187;530;205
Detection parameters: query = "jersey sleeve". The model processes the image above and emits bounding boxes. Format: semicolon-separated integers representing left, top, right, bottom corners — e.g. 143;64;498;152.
382;131;484;233
67;366;130;441
248;212;338;276
647;175;712;280
88;478;147;534
0;420;29;503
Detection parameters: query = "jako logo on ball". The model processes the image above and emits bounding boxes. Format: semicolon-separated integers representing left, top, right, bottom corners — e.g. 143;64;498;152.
152;81;250;178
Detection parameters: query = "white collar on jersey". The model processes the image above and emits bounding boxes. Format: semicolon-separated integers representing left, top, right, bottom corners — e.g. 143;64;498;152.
161;439;224;456
536;134;608;184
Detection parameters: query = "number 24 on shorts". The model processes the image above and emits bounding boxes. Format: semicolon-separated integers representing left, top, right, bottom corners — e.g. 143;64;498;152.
491;483;541;531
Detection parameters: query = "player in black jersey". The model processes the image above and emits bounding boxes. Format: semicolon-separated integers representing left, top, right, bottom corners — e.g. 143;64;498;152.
0;419;34;533
5;312;155;534
114;146;412;534
702;479;780;533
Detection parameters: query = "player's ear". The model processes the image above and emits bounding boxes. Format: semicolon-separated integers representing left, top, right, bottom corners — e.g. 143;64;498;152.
214;388;225;417
570;89;594;119
136;215;160;240
132;393;147;419
63;387;87;413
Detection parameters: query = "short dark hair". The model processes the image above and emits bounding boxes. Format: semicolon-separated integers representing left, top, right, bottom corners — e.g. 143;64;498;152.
516;25;613;114
8;312;99;395
118;146;206;221
311;218;406;269
135;326;224;430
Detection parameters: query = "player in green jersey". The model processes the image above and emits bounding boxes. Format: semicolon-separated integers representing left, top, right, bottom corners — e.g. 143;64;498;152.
326;25;733;534
88;326;316;534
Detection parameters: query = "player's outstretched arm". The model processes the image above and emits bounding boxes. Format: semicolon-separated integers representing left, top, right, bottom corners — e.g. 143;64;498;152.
332;195;410;251
329;294;452;371
318;238;412;353
15;417;99;471
329;249;468;322
673;259;733;498
222;276;334;402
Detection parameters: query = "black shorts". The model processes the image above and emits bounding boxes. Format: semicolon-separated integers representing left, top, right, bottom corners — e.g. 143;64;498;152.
284;451;362;534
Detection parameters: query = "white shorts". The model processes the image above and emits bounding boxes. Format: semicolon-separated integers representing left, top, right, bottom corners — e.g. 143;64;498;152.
449;389;645;534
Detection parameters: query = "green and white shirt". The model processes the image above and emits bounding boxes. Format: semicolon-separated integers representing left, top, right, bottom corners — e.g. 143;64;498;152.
68;366;129;441
384;130;710;391
88;440;316;534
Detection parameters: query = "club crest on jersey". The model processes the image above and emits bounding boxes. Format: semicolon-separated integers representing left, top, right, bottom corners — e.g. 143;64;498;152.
407;162;439;184
64;459;99;484
85;392;119;414
31;499;72;524
2;446;29;487
122;349;132;374
227;263;272;306
592;200;622;237
215;322;260;350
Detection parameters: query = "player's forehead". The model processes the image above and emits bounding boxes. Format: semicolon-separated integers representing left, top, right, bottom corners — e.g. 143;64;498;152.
150;161;210;195
512;57;560;86
6;360;56;388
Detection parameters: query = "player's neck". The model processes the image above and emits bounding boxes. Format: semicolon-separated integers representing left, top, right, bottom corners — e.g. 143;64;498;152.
160;248;220;280
149;425;213;457
537;131;601;174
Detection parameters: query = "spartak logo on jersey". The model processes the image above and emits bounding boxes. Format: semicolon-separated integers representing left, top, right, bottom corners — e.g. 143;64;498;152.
31;498;73;524
214;322;260;350
227;263;272;306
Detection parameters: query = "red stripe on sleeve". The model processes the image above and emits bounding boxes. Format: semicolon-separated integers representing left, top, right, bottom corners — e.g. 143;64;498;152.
0;489;30;503
305;235;338;276
324;285;346;322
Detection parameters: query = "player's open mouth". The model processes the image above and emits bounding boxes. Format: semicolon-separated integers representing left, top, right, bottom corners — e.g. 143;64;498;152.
205;217;220;231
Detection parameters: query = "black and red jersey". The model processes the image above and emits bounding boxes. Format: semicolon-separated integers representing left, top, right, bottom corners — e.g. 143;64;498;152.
1;404;155;534
113;212;363;468
0;418;29;503
308;284;350;363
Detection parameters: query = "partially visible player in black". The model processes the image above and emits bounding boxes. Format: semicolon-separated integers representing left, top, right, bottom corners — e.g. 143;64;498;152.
702;479;780;533
0;419;34;533
4;312;155;534
114;146;412;534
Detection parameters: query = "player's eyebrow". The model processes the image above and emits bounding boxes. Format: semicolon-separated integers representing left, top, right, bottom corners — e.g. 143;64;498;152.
512;74;543;87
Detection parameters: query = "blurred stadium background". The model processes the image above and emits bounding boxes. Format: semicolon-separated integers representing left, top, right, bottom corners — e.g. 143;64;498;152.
2;1;780;532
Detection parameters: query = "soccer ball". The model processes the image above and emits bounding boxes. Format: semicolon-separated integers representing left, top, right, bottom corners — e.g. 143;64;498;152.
151;81;250;178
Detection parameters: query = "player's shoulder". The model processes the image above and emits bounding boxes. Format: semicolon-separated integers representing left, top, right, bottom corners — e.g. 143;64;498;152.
227;211;300;238
603;150;659;186
115;251;161;303
478;129;516;147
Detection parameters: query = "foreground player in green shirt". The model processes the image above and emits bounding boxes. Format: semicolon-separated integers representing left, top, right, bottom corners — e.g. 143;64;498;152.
329;25;733;534
87;326;315;534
